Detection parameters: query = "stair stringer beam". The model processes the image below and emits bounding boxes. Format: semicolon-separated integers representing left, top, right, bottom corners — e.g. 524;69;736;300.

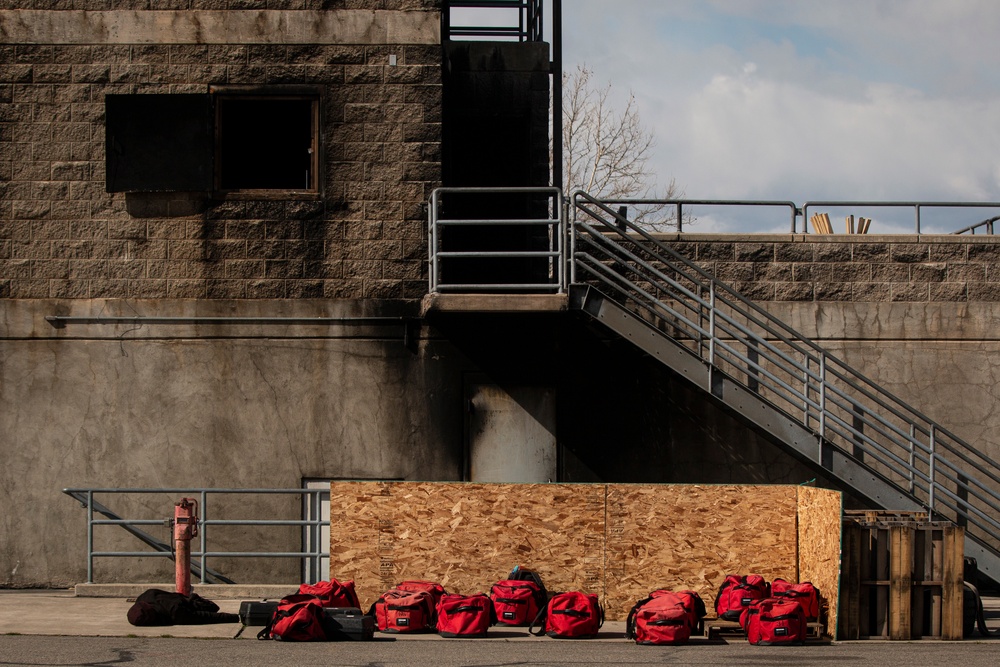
574;285;920;508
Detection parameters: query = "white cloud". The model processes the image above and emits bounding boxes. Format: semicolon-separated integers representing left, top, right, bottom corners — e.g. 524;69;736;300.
561;0;1000;231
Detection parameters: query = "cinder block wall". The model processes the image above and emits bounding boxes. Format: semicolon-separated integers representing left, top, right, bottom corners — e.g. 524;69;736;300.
660;234;1000;303
0;1;442;301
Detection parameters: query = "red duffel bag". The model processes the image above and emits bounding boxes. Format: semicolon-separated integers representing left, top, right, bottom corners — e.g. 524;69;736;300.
370;588;436;633
625;592;692;645
741;597;807;645
490;579;546;626
436;593;493;638
298;579;361;609
771;578;820;621
530;591;604;639
715;574;770;621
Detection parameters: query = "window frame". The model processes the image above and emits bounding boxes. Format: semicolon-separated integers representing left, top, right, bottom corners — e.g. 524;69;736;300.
210;85;322;200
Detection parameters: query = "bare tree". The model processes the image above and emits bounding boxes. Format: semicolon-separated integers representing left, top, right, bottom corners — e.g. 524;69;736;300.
562;65;685;231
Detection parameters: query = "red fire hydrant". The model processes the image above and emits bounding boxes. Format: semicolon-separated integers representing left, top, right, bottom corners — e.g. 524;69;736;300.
172;498;199;596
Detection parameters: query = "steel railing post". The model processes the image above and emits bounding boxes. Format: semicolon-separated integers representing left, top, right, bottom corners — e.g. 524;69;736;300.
199;490;207;584
929;425;937;513
803;355;811;428
429;191;438;293
819;354;827;441
708;281;717;367
312;489;321;583
87;490;94;584
908;424;916;494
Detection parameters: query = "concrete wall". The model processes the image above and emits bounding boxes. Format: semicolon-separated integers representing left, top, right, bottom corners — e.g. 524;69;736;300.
0;298;471;586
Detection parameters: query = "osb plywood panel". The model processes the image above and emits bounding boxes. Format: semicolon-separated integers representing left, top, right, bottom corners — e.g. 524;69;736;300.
604;485;799;620
329;482;606;610
797;486;842;634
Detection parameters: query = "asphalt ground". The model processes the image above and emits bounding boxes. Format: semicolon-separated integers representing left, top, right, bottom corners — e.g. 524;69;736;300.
0;590;998;667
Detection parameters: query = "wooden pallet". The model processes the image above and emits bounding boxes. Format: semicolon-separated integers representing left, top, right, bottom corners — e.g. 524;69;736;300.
844;510;930;525
703;617;824;640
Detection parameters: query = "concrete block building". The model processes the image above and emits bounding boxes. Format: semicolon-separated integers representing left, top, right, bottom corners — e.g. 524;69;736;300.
3;2;1000;588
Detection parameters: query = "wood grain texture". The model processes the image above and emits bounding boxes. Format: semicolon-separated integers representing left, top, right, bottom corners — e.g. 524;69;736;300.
329;482;843;622
328;482;605;610
797;486;843;635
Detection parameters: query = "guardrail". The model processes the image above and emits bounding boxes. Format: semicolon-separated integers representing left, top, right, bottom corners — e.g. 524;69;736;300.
428;187;565;293
594;197;1000;234
443;0;544;42
64;488;329;585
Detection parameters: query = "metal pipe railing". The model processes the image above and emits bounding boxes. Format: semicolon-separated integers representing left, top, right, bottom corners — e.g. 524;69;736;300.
64;488;330;585
442;0;543;42
590;197;1000;234
428;187;565;294
802;201;1000;234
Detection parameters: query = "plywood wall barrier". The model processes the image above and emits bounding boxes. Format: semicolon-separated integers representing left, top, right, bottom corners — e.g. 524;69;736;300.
797;485;844;634
329;482;842;626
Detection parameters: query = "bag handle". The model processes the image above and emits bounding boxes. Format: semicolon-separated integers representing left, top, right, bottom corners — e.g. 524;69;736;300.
624;596;651;640
528;603;548;637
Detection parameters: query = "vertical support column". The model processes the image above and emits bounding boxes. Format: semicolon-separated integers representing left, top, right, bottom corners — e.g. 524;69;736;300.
86;490;95;584
874;527;889;637
888;525;913;640
930;528;943;637
941;526;965;640
838;522;862;640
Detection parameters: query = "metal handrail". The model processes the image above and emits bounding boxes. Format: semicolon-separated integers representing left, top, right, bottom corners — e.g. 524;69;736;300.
595;198;1000;234
443;0;543;42
64;488;330;585
428;187;565;293
953;215;1000;235
571;190;1000;550
801;201;1000;234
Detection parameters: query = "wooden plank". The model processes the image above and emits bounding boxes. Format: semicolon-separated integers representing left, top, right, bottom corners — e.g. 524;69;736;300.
796;486;842;636
941;525;966;640
912;528;928;637
888;526;913;640
838;522;861;640
874;528;889;637
930;528;943;637
847;215;855;234
859;527;873;637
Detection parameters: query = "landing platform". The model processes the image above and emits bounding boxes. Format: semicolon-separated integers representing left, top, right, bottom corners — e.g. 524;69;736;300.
420;293;569;315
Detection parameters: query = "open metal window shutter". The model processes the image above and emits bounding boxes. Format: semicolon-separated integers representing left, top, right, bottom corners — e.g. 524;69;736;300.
105;94;213;193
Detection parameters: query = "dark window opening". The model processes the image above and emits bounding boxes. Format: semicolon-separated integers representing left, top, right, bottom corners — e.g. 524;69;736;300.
105;91;320;195
105;94;213;193
217;97;318;192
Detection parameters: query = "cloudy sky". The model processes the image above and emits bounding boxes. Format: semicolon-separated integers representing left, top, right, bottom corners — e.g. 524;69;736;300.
554;0;1000;232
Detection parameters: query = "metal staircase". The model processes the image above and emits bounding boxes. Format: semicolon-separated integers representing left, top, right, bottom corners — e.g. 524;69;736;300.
426;186;1000;582
569;191;1000;582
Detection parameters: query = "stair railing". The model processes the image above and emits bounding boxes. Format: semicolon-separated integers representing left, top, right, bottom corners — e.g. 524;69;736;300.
571;191;1000;551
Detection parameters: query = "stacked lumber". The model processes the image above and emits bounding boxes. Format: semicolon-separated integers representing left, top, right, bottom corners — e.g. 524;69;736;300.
810;212;871;234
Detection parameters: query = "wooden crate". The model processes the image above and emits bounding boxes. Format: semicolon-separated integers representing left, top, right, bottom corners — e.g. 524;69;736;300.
839;517;964;640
